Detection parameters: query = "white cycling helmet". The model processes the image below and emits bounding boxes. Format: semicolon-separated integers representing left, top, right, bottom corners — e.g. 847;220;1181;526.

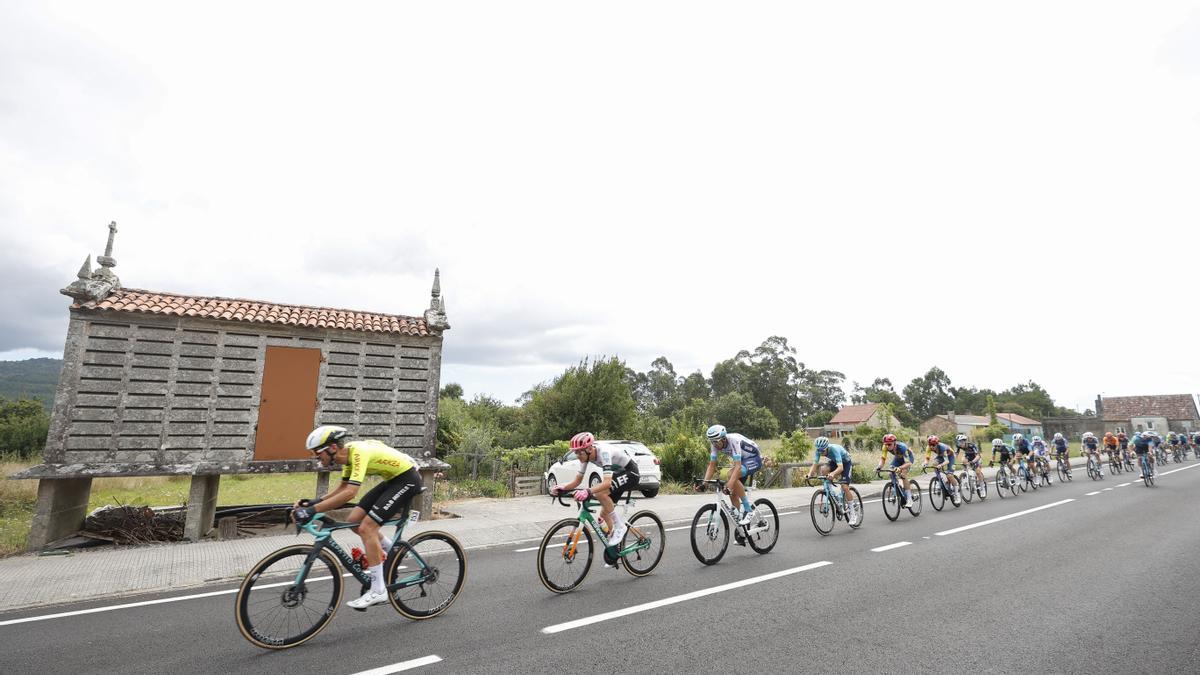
992;438;1003;447
706;424;727;442
1013;433;1024;441
306;425;348;452
955;434;967;445
814;436;830;451
1053;433;1064;440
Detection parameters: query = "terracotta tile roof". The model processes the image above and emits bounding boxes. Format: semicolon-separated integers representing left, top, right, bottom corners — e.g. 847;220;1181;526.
77;288;429;336
1100;394;1200;422
935;414;990;426
830;404;880;425
997;412;1041;426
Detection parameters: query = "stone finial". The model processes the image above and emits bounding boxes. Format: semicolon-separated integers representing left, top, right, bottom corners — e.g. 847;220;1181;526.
93;221;120;287
61;223;121;303
424;268;450;330
76;255;93;280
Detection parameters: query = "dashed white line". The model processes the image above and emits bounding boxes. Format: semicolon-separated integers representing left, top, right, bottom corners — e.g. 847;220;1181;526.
1117;483;1131;487
1086;491;1101;496
934;499;1075;537
871;541;912;553
351;655;442;674
541;561;833;633
1103;488;1113;492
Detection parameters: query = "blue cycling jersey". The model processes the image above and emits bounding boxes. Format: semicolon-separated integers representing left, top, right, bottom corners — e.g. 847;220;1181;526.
928;442;953;457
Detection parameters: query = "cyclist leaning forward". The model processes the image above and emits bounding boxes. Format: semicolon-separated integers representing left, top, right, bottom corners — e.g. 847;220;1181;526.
807;436;854;507
551;432;640;548
989;438;1016;478
1011;433;1035;482
702;424;763;526
1103;432;1120;468
1052;433;1072;474
1131;431;1155;477
1081;432;1104;477
876;434;915;505
923;435;961;505
955;434;985;485
1031;435;1052;483
294;425;424;610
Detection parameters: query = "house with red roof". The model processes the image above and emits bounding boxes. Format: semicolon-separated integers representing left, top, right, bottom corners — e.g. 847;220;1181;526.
826;403;902;437
1096;394;1200;435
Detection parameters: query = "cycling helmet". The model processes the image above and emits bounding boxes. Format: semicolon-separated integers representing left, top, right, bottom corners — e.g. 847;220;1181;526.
306;425;348;452
814;436;830;451
1054;432;1064;440
1012;433;1023;441
883;433;897;444
1117;432;1127;439
570;431;595;451
1083;431;1094;439
705;424;727;442
992;438;1003;447
955;434;967;446
927;435;940;447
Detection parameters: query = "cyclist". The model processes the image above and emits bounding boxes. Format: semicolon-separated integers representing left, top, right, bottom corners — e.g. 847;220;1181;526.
955;433;985;486
1103;432;1120;470
1081;432;1103;477
1031;435;1052;484
1011;433;1035;484
989;438;1016;480
1131;431;1154;477
807;436;854;509
702;424;762;525
923;435;961;505
1167;432;1182;460
1147;431;1164;464
1117;432;1131;467
1052;432;1072;474
876;433;915;505
294;425;423;610
551;431;640;547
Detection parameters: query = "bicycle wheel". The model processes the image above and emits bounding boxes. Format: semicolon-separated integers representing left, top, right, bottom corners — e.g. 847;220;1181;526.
537;519;593;593
1017;468;1029;493
906;481;923;517
387;531;466;619
690;503;730;565
810;490;834;535
621;510;666;576
959;474;974;504
746;498;781;552
929;478;945;511
235;544;344;650
996;471;1008;499
881;483;900;522
845;488;864;529
975;474;988;500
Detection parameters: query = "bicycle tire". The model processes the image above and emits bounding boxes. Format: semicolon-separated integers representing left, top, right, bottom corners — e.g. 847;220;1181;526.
881;483;900;522
810;490;834;535
907;481;923;516
975;474;988;500
747;498;781;552
845;488;864;529
621;510;666;576
929;477;945;512
690;503;729;565
996;471;1008;499
235;544;344;650
537;519;593;593
959;474;973;504
387;531;466;619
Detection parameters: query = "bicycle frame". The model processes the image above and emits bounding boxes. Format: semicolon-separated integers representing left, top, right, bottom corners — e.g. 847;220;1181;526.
556;495;651;559
700;480;771;537
296;513;429;593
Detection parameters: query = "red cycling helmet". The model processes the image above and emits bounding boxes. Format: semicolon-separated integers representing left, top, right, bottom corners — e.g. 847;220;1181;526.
927;435;940;446
883;434;897;444
570;432;595;452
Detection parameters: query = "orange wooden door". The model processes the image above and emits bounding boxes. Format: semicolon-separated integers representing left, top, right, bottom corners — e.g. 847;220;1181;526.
254;346;322;460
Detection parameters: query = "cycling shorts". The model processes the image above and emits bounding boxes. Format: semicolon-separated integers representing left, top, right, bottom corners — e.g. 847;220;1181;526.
890;456;909;469
996;452;1012;463
359;466;422;524
609;464;641;502
738;464;759;480
934;455;954;471
826;458;852;484
1054;448;1068;456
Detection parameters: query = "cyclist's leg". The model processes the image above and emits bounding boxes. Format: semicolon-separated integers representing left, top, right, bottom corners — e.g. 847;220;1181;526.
726;459;747;512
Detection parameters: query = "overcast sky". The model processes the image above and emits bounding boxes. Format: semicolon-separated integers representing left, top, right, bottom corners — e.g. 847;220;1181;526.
2;1;1198;413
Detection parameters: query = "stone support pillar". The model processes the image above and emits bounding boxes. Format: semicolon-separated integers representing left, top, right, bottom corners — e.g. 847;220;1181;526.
27;477;94;550
184;474;220;541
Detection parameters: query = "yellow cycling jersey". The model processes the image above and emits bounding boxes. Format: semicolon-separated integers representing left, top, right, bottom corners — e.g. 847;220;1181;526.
339;440;415;485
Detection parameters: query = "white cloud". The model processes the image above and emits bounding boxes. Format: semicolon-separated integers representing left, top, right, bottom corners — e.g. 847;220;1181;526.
2;0;1198;413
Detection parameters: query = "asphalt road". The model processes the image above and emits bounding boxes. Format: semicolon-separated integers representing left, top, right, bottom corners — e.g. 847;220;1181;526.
3;461;1199;674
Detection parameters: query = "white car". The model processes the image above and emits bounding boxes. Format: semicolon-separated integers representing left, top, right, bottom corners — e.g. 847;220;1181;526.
544;440;662;498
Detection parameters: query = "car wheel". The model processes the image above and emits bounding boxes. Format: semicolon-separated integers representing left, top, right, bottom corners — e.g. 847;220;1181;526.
588;473;601;488
640;487;659;498
546;475;557;494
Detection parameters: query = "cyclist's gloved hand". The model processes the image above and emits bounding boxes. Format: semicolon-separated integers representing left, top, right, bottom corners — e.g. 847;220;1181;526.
573;488;591;502
292;506;316;524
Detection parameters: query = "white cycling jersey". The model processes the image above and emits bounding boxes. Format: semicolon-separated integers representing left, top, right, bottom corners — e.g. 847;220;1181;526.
579;444;636;477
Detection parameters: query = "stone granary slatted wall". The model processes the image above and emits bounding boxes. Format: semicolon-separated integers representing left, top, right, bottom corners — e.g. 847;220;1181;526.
47;309;440;469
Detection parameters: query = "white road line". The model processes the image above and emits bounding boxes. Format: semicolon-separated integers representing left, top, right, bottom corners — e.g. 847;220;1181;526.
934;499;1075;537
1086;491;1101;496
1117;483;1131;487
351;655;442;674
514;546;541;552
1103;488;1113;492
1159;463;1200;476
0;573;352;627
870;541;912;553
541;561;832;634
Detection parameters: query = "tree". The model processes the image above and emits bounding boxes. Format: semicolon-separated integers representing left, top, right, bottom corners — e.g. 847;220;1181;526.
902;367;955;422
523;357;637;445
677;371;711;405
710;392;780;439
439;383;464;400
852;378;917;427
0;397;49;458
796;368;846;424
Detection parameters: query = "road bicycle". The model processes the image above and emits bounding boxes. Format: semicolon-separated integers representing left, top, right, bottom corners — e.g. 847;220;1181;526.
991;460;1019;498
956;460;987;502
1106;449;1122;475
235;505;466;649
1121;449;1135;473
922;464;962;511
1014;457;1038;492
537;491;665;592
1033;456;1052;487
690;478;779;563
1138;453;1155;487
1085;452;1104;481
1171;445;1183;463
877;467;922;521
1055;454;1073;483
802;475;863;535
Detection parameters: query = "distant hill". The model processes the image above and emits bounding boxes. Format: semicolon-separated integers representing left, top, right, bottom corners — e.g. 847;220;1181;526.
0;358;62;411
